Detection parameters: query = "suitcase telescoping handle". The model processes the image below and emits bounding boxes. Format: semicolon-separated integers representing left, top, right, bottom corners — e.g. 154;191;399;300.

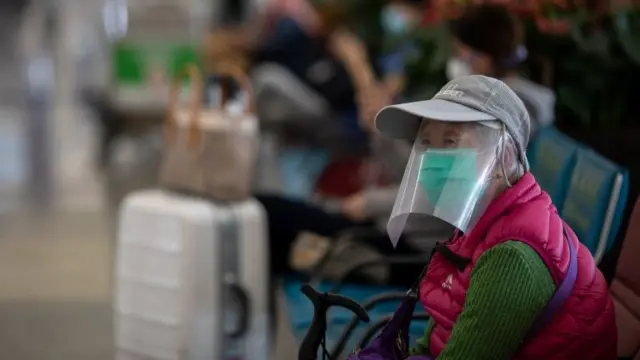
226;281;251;339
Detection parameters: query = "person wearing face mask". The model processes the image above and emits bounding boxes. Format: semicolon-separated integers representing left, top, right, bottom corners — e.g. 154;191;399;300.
331;0;425;125
376;0;425;97
373;75;616;359
252;0;434;315
446;4;556;137
326;0;428;243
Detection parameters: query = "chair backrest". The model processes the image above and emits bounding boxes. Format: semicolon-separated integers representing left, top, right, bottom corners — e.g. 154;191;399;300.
527;127;580;212
561;148;629;264
611;197;640;359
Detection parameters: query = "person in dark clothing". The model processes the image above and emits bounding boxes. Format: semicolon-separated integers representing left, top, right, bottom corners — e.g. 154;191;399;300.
250;0;440;289
210;0;369;164
209;0;357;116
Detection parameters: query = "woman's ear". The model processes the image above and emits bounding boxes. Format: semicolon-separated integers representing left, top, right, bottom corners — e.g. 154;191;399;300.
503;140;521;180
491;140;514;180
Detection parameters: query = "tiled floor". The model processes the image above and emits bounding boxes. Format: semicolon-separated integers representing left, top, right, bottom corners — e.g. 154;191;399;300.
0;211;114;360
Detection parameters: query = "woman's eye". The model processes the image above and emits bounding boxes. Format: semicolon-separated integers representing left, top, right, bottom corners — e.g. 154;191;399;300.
444;138;458;147
421;139;431;147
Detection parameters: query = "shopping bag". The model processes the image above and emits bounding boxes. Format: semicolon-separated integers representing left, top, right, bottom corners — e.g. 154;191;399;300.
159;63;258;201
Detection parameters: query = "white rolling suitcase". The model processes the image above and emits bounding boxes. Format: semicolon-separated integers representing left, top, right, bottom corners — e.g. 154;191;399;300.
114;189;270;360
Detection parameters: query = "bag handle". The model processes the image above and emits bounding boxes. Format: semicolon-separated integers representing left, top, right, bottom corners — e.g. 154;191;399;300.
165;63;204;147
164;63;254;147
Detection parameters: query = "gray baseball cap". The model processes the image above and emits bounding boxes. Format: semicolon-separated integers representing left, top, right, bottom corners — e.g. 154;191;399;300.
375;75;530;170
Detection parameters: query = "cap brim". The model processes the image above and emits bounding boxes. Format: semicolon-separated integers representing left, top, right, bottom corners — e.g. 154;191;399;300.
374;99;497;139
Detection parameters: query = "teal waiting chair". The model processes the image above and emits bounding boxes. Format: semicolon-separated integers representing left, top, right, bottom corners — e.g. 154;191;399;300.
561;148;629;264
527;127;581;212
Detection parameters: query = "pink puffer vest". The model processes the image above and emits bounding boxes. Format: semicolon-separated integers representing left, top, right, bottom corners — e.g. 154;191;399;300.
419;173;617;359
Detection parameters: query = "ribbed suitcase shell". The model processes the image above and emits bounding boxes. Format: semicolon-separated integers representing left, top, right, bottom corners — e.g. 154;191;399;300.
114;190;269;360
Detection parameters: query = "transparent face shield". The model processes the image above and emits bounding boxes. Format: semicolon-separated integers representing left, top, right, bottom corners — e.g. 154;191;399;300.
387;119;508;246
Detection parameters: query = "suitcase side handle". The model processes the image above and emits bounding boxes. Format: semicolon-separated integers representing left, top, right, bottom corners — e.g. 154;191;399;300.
226;282;251;339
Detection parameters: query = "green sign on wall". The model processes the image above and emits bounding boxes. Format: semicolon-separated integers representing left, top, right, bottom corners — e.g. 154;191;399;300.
112;41;200;86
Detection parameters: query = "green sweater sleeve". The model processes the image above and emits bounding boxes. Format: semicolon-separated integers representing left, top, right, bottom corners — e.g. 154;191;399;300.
411;241;556;359
409;320;434;356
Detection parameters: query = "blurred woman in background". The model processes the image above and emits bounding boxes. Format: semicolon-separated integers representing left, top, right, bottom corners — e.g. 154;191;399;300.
446;4;556;136
256;0;436;286
333;0;427;125
208;0;360;147
359;3;557;139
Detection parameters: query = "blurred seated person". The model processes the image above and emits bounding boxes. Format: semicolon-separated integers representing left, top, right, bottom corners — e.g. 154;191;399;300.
447;4;556;136
209;0;371;200
331;0;426;124
257;126;441;289
256;0;441;286
359;4;556;139
208;0;362;149
257;2;439;282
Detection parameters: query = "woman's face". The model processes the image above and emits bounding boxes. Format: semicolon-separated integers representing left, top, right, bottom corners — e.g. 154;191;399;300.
450;38;493;76
418;119;507;190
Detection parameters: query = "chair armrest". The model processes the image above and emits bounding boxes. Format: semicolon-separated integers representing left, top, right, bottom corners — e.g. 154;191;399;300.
330;255;429;294
594;172;624;264
356;313;431;349
330;291;407;359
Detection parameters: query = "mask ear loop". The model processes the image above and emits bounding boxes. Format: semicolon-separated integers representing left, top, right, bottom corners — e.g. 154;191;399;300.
500;124;513;188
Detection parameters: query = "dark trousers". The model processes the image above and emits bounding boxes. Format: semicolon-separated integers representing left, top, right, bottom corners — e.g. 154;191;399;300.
255;194;425;288
255;194;427;330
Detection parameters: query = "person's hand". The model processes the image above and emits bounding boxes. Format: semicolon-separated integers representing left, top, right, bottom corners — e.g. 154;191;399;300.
357;85;393;131
328;29;367;63
341;192;368;222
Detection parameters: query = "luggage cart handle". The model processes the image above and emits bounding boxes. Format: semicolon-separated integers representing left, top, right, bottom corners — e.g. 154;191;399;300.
298;284;369;360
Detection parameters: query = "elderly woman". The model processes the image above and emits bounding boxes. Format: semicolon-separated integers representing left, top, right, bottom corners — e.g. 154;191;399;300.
372;75;616;359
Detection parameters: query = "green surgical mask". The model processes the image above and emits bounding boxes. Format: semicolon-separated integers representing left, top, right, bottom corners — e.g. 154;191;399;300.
417;149;482;205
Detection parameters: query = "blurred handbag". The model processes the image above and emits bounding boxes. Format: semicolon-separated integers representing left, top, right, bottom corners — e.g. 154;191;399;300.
315;156;390;199
159;63;258;201
290;228;390;284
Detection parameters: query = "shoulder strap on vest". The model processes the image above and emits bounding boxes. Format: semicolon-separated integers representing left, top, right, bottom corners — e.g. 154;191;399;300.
408;246;439;295
529;225;578;334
